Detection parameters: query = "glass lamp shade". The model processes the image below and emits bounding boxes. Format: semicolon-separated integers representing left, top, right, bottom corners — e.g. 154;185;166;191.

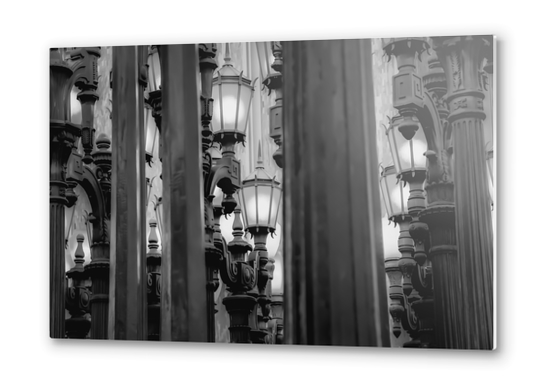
380;165;408;221
211;61;255;136
70;86;82;125
144;103;158;162
386;117;427;177
147;45;161;93
212;185;223;208
271;258;283;295
239;163;282;233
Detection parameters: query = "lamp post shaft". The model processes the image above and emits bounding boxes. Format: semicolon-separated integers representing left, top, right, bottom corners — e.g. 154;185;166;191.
159;44;208;342
434;36;494;349
110;45;148;340
282;39;389;346
50;49;79;338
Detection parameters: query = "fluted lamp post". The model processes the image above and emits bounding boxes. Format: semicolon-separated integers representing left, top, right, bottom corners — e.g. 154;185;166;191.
238;146;282;343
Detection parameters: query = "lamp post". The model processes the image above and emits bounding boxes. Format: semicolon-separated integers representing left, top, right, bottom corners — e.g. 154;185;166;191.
239;145;282;343
380;165;421;343
431;36;494;349
383;36;494;349
199;42;257;341
384;113;435;348
220;205;257;343
50;48;81;338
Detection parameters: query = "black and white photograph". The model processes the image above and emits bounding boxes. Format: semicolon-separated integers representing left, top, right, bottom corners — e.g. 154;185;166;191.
49;36;495;349
8;0;542;382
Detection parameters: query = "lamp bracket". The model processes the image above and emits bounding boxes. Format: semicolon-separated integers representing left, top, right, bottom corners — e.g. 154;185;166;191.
205;156;241;198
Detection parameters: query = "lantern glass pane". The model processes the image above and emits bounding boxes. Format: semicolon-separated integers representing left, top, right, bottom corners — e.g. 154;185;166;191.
211;81;253;134
271;257;283;295
144;105;158;157
381;170;407;219
70;86;82;125
212;185;223;207
268;186;282;229
220;213;234;244
148;48;161;93
212;82;240;132
240;184;256;227
256;185;272;226
238;84;253;134
388;123;427;174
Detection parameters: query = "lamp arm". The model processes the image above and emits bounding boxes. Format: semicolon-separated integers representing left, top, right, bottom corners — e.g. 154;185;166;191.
217;237;237;287
416;91;442;154
217;237;257;293
76;166;108;244
400;295;419;334
204;157;241;200
416;92;453;186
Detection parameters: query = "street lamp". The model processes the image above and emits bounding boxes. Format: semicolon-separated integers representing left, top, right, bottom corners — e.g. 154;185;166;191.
238;145;282;343
239;150;282;237
380;165;420;342
386;116;427;179
211;43;255;146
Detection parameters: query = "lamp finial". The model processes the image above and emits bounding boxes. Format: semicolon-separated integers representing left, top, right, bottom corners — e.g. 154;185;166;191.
257;141;264;168
224;43;232;65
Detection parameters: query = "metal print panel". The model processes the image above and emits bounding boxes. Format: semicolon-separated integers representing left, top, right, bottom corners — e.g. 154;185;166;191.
50;36;495;349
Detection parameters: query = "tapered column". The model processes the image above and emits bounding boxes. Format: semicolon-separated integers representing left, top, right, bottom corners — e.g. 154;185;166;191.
282;39;389;346
434;36;494;349
159;44;208;342
110;45;148;340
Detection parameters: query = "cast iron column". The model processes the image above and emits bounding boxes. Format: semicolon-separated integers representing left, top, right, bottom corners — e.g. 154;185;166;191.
110;45;148;340
434;36;494;349
159;44;208;342
282;39;390;346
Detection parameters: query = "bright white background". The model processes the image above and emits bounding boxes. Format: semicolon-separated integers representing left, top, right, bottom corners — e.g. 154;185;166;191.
1;1;537;382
